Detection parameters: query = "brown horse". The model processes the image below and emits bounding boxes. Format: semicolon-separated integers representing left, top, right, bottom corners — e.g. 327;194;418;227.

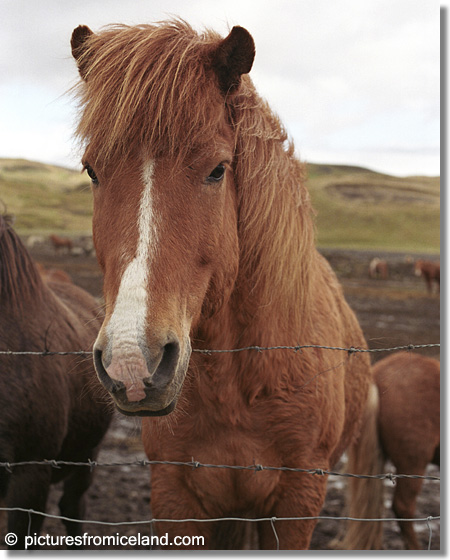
369;257;388;280
71;20;372;550
415;260;440;294
340;352;440;550
49;234;73;254
0;215;112;549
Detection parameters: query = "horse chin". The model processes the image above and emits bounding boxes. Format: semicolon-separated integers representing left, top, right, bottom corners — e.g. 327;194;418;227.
115;399;177;417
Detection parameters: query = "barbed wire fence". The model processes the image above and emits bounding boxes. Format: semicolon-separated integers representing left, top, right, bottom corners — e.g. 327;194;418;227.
0;342;440;550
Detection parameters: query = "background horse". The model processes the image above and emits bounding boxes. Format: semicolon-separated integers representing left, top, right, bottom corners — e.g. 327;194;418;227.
0;215;112;548
369;257;388;280
414;260;440;294
340;352;440;550
49;234;73;254
71;20;372;549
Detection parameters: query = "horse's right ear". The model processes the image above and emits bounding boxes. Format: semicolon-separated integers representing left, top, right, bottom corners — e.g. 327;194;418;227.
210;26;255;95
71;25;94;80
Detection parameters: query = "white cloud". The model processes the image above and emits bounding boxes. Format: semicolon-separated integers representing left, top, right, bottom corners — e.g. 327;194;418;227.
0;0;440;175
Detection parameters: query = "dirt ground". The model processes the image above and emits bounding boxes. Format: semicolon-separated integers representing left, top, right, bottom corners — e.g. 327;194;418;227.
2;238;440;551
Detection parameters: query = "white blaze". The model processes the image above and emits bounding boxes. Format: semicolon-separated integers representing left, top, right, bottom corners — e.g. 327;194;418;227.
106;160;157;352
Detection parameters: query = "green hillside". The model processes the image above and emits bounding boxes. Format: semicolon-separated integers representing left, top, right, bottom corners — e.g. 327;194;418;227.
0;158;92;234
0;158;440;253
306;163;440;253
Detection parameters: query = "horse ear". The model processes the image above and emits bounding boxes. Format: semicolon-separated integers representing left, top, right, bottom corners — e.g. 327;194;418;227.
71;25;94;80
210;26;255;95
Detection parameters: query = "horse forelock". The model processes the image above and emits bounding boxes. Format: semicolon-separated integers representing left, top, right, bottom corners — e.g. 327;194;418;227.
73;20;226;170
0;214;44;310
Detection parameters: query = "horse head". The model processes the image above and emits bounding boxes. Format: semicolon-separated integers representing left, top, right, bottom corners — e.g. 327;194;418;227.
71;23;255;415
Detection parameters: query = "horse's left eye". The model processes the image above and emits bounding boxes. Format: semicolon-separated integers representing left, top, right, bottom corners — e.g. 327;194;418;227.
206;163;226;183
84;163;99;185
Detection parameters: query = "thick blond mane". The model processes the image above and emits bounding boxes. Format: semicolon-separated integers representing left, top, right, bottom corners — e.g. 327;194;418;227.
73;20;316;326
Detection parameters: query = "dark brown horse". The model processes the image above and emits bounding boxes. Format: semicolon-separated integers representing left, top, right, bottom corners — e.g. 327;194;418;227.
341;352;440;550
71;21;372;549
0;215;112;549
415;260;440;294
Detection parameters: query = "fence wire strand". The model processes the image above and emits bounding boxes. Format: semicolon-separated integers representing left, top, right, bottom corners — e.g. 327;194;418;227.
0;458;440;482
0;342;440;357
0;505;440;528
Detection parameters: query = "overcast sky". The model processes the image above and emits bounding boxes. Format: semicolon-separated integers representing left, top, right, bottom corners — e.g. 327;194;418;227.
0;0;441;177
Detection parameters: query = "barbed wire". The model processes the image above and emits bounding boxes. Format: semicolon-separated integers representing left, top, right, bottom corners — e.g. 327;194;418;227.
0;342;440;357
0;506;440;551
0;458;440;482
0;505;440;527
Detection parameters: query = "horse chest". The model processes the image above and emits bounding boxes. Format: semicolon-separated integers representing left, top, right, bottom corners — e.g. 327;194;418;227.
187;464;281;516
180;431;282;514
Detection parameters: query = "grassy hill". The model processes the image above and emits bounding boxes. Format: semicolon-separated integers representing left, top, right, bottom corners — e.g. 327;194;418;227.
306;163;440;253
0;158;440;253
0;158;92;234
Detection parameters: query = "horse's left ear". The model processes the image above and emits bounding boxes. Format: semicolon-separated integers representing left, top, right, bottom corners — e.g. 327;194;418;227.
210;26;255;95
71;25;94;80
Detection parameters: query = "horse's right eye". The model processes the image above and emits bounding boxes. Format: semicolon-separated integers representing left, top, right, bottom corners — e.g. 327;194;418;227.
84;163;99;185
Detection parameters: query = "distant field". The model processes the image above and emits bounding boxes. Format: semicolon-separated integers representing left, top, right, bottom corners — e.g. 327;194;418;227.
306;163;440;254
0;158;92;234
0;158;440;253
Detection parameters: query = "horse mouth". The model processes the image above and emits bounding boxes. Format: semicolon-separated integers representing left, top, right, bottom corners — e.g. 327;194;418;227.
115;399;177;417
107;381;181;417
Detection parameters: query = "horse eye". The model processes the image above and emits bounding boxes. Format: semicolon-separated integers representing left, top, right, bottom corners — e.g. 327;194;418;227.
206;163;226;183
84;163;99;185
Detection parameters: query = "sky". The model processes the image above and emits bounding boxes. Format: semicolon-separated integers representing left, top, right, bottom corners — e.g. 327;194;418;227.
0;0;441;177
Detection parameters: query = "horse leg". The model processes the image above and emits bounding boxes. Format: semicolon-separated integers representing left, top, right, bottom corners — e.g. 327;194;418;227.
257;474;328;550
392;477;424;550
149;472;215;550
6;466;52;549
58;466;93;545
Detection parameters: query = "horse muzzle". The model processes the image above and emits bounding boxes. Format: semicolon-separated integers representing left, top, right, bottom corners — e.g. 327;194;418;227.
93;334;191;416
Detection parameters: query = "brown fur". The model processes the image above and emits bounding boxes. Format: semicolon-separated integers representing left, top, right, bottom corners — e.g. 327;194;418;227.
341;352;440;550
0;215;112;549
49;234;73;254
71;20;371;549
414;259;440;294
369;257;388;280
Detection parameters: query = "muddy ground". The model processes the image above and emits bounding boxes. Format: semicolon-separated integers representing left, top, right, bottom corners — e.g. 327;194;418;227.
2;239;440;551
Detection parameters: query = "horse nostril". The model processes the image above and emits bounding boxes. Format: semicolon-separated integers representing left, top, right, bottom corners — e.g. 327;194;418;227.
93;348;124;394
149;339;180;388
